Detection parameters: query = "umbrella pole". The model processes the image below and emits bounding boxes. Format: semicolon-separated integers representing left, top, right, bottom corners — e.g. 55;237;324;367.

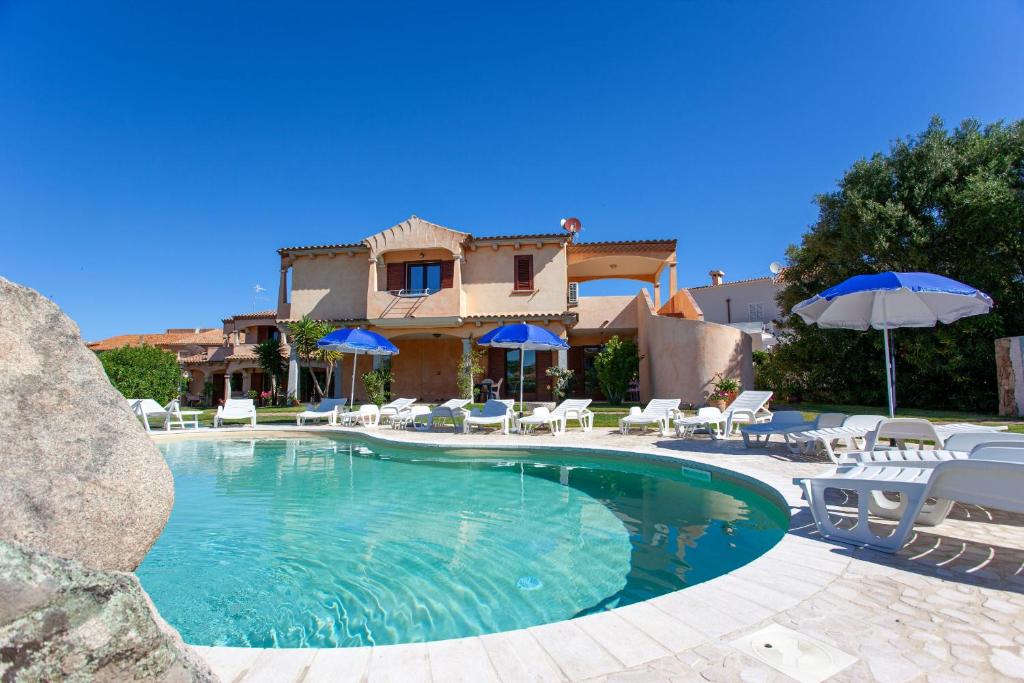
519;348;525;416
350;351;359;408
882;327;895;418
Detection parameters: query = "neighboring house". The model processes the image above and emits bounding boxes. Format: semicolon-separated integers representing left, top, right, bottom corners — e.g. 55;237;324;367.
90;316;286;404
88;328;224;356
274;215;754;404
685;270;784;350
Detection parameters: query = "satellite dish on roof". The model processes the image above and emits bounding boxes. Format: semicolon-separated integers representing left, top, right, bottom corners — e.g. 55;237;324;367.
769;261;784;275
561;217;582;234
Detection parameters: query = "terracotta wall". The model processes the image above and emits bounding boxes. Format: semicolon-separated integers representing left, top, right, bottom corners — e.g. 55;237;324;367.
389;338;462;401
462;243;567;315
290;253;370;321
635;292;753;405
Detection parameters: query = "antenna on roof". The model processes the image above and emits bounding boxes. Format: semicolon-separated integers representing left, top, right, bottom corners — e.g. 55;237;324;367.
769;262;784;275
561;217;582;243
252;284;267;311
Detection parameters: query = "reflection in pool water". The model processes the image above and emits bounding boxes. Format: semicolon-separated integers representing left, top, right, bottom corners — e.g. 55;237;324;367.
137;437;786;647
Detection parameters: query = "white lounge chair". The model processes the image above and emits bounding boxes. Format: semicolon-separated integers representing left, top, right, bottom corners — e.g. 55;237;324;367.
129;398;201;432
518;399;594;435
802;446;1024;552
789;415;887;463
720;390;774;434
619;399;680;436
739;411;845;448
338;404;381;427
296;398;347;426
214;399;257;428
392;405;432;429
941;431;1024;453
672;391;773;439
415;399;472;431
839;432;1024;467
463;399;516;434
674;407;728;439
862;418;1008;451
378;398;418;426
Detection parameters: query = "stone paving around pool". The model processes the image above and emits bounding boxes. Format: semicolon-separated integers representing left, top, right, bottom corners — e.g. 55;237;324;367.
151;425;1024;682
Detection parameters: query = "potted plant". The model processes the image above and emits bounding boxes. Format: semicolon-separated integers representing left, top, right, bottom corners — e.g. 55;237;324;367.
708;375;740;411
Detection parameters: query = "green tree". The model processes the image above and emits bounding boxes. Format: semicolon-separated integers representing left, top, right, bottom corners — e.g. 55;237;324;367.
254;337;286;405
594;336;639;404
100;344;182;404
288;317;344;400
773;117;1024;412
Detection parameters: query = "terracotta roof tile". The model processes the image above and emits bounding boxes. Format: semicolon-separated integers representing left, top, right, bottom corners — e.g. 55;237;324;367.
224;310;278;321
87;328;222;351
687;273;785;290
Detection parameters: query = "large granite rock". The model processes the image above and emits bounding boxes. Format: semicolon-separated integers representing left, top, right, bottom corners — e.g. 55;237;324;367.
0;539;216;682
0;276;174;572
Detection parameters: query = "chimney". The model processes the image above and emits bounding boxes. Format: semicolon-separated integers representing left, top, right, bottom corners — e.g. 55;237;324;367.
709;270;725;286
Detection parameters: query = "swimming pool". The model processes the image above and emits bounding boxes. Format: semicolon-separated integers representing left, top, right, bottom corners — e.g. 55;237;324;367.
138;436;787;648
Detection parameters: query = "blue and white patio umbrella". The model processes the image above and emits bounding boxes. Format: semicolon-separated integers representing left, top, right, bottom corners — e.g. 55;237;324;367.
476;322;569;413
792;272;993;417
317;327;399;407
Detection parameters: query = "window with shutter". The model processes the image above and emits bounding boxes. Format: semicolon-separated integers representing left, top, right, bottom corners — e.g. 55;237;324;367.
440;260;454;289
514;255;534;291
386;263;406;292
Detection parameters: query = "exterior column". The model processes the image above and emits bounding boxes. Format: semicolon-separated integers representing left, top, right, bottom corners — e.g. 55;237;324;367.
652;282;661;309
241;370;252;396
557;348;567;369
668;261;677;297
333;360;343;399
224;373;232;401
278;267;288;306
287;345;299;400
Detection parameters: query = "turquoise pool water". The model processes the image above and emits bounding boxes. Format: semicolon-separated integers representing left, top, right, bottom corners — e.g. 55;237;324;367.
137;437;787;648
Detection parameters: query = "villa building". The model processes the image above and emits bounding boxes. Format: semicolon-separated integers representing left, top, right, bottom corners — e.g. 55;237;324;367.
275;216;754;404
91;217;762;405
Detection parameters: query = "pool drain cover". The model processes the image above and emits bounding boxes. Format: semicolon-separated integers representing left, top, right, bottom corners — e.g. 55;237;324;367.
730;624;856;683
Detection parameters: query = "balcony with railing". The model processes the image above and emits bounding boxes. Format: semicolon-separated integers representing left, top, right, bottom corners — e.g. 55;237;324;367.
366;286;463;325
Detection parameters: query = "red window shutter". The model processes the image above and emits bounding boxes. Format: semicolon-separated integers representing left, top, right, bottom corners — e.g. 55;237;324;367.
440;260;454;289
514;255;534;291
387;263;405;292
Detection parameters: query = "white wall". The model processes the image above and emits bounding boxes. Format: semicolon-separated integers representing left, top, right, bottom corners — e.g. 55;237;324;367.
688;278;782;334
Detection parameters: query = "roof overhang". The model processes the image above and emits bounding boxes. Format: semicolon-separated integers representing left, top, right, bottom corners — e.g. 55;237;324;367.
567;240;676;283
369;316;465;329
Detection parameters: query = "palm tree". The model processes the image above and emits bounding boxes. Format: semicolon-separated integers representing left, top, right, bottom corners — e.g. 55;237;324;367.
287;317;344;401
254;337;286;405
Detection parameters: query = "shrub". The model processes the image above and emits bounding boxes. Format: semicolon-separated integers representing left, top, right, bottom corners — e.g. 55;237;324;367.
362;368;393;406
545;366;575;402
594;336;638;404
100;344;182;404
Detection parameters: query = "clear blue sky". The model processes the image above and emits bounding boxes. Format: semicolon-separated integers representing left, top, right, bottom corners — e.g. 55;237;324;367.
2;1;1022;340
